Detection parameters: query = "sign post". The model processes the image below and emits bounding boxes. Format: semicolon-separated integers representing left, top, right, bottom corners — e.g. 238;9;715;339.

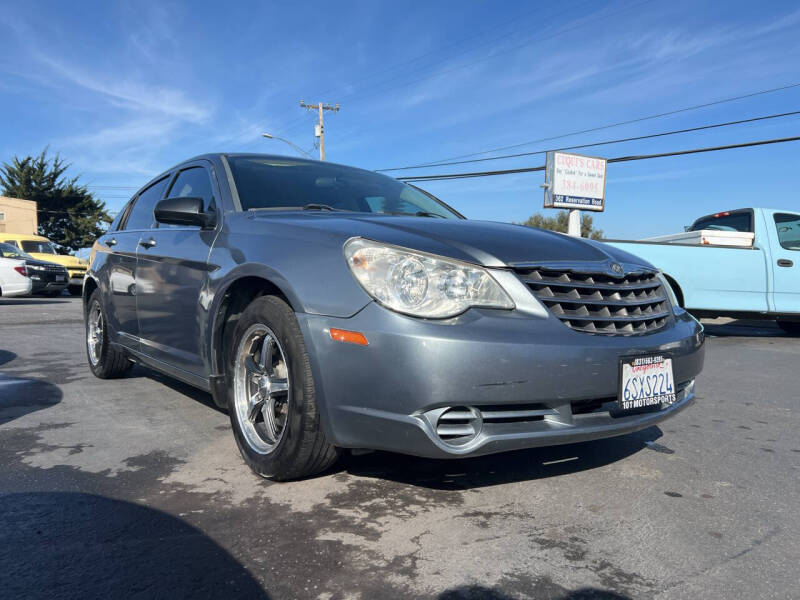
543;152;607;237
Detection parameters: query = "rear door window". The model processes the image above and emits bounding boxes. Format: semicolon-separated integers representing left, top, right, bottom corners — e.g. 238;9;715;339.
124;177;170;230
774;213;800;250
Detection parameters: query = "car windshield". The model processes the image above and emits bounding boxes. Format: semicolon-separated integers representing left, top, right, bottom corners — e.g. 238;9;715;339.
21;240;57;254
227;155;461;219
0;242;33;260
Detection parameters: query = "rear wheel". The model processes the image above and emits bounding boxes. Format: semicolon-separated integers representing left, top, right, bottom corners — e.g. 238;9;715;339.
226;295;339;480
777;320;800;335
85;290;132;378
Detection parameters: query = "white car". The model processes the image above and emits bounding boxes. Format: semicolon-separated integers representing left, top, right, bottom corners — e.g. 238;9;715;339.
0;255;33;297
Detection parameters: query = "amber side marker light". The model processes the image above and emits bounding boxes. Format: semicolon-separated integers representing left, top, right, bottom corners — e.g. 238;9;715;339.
329;328;369;346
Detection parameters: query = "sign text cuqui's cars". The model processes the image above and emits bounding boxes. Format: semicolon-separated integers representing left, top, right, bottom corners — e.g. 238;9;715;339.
84;154;705;480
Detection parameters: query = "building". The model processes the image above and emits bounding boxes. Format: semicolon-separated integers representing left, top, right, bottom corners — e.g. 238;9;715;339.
0;197;38;235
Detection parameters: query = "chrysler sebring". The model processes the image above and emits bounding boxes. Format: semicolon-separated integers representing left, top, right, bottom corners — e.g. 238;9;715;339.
84;154;705;479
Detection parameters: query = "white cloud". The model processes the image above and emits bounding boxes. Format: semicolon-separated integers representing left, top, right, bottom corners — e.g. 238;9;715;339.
31;52;211;123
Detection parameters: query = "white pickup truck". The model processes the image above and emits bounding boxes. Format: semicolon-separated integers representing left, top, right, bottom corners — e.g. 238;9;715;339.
605;208;800;334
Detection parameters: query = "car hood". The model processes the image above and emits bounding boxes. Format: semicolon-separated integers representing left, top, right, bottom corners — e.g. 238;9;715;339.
25;257;68;269
27;253;87;268
256;213;654;270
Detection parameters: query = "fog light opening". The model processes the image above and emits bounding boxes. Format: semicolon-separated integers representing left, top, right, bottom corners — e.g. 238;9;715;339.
435;406;482;446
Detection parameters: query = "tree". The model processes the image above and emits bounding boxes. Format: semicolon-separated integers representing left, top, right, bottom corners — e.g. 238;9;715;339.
517;210;604;240
0;148;111;252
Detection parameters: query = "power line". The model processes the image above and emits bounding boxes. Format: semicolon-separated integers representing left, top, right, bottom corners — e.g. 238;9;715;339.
389;82;800;170
377;109;800;171
86;185;139;190
397;135;800;182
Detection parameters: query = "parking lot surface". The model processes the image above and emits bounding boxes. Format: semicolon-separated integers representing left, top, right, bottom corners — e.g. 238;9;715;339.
1;296;798;599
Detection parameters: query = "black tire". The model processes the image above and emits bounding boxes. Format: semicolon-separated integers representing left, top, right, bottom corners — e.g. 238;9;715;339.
68;285;82;296
777;320;800;335
85;290;132;379
226;295;339;480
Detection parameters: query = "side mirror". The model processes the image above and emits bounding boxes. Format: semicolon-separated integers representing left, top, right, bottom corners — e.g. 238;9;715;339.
154;197;215;229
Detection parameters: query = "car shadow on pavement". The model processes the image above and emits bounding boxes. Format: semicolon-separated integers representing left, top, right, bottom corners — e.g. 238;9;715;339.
438;585;630;599
131;364;227;414
0;298;71;306
701;318;793;338
0;492;270;599
341;427;663;491
0;374;62;425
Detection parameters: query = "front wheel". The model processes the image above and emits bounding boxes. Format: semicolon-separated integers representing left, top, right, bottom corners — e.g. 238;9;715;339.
226;295;339;480
777;320;800;335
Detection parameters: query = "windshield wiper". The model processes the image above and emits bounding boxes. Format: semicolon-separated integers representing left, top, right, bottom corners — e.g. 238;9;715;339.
379;210;446;218
302;203;341;211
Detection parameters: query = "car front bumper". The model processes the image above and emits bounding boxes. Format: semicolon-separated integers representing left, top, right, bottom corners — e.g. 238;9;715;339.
298;303;705;459
30;277;68;294
67;270;86;285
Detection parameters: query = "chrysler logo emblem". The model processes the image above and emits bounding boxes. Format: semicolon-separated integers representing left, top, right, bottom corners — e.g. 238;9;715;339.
610;262;623;275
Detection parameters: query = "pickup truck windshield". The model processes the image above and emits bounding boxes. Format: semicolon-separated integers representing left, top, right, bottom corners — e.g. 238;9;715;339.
21;240;57;254
227;156;461;219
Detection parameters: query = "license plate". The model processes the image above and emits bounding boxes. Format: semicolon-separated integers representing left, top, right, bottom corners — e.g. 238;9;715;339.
619;355;675;412
56;276;66;282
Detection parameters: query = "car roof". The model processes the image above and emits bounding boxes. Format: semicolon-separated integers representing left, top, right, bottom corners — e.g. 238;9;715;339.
0;233;49;242
131;152;371;197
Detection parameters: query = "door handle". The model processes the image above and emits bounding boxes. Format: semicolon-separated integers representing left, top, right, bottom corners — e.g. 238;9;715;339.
106;237;117;247
138;237;156;249
777;259;793;267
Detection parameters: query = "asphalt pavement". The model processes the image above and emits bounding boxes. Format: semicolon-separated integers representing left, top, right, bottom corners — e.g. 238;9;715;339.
1;296;798;599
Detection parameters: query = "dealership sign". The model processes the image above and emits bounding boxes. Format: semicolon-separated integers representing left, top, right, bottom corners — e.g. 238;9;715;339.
544;151;607;212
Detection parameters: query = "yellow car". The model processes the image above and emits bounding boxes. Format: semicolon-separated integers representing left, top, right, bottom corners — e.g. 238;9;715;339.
0;233;88;295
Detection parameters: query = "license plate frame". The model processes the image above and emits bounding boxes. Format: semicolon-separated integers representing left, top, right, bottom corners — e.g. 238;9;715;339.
617;354;676;414
55;275;66;282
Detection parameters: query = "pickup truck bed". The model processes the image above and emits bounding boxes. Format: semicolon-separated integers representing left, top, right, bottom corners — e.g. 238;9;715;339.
603;208;800;323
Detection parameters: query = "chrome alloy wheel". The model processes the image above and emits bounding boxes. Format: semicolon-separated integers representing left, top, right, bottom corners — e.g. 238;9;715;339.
87;301;104;366
233;324;291;454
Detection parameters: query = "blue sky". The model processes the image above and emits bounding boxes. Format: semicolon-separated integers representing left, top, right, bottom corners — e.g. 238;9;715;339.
1;0;799;238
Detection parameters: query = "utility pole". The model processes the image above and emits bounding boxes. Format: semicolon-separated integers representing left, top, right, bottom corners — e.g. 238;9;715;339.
568;209;581;237
300;101;340;161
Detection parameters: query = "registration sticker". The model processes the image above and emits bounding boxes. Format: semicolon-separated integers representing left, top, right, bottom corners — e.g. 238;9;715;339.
619;355;675;412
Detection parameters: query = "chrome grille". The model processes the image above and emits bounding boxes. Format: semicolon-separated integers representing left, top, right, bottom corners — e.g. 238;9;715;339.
516;267;670;335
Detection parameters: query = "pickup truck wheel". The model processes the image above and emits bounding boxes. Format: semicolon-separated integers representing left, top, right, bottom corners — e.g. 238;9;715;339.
777;320;800;335
227;295;339;480
85;290;132;378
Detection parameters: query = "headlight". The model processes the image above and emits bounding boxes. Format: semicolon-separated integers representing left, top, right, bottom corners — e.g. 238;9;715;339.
344;238;514;318
656;271;682;313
